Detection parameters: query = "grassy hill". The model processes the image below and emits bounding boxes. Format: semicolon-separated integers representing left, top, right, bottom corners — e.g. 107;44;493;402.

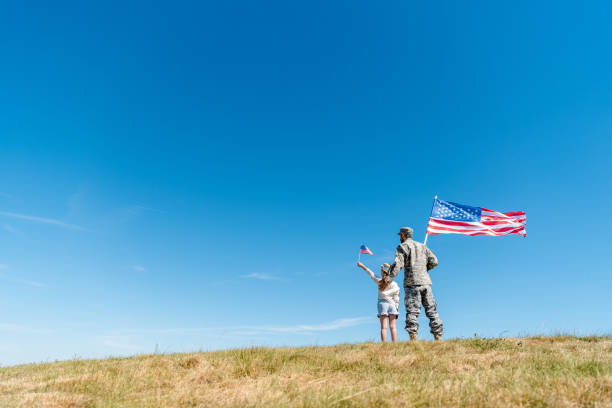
1;336;611;407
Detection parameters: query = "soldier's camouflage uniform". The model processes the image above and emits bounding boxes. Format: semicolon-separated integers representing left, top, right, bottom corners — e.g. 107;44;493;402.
384;238;443;336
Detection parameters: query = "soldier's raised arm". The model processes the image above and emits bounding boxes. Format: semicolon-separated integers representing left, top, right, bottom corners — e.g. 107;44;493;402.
384;245;405;283
426;247;438;271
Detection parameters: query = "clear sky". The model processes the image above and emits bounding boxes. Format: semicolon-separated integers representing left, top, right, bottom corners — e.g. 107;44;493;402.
1;1;611;366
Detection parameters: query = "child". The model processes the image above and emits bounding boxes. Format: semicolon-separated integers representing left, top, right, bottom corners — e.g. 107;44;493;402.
357;261;400;343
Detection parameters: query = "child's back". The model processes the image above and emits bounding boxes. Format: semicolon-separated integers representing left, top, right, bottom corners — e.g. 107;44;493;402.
378;280;400;311
358;262;400;314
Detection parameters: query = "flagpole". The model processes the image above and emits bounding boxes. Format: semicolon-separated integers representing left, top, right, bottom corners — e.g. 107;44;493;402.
423;195;437;246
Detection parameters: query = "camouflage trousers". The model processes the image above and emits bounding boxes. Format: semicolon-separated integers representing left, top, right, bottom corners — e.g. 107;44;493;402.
404;285;443;336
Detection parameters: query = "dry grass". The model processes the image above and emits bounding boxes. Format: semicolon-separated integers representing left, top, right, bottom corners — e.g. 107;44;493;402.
1;336;611;407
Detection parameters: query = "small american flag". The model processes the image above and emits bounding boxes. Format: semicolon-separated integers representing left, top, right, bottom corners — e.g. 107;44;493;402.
359;245;374;255
427;198;526;237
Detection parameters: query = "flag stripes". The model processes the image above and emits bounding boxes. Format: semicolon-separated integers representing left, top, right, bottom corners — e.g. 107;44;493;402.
427;199;526;237
359;245;374;255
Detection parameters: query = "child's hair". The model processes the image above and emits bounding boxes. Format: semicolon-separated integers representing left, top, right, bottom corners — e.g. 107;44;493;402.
381;263;391;278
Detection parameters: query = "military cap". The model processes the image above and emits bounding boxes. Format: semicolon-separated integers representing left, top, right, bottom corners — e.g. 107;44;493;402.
398;227;413;235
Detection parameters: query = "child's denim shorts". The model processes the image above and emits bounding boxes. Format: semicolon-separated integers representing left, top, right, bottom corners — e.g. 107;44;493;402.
377;299;398;317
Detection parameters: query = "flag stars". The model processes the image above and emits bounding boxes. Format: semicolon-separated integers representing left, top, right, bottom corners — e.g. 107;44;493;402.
432;200;482;222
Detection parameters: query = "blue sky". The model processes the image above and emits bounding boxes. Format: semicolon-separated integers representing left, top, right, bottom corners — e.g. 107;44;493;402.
1;1;611;366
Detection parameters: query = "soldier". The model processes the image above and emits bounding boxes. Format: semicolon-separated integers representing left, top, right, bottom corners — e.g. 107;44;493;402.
382;227;443;340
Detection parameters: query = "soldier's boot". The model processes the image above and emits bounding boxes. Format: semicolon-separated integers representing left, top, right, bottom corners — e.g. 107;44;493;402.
434;334;442;341
409;333;417;341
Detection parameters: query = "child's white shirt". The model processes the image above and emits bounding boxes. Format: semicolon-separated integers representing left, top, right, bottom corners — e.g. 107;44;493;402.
363;268;400;310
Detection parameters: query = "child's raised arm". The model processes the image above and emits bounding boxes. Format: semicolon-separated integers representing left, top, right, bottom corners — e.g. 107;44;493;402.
357;262;381;284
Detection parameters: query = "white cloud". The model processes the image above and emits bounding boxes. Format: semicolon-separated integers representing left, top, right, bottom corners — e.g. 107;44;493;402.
241;273;281;281
131;205;163;213
120;205;164;218
0;266;45;287
101;335;143;350
132;265;146;272
14;278;44;287
0;323;52;334
0;211;85;230
259;317;371;333
0;275;45;288
111;316;371;337
2;224;21;235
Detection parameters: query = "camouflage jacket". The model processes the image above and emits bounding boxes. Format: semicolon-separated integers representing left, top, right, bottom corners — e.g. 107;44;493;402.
384;239;438;287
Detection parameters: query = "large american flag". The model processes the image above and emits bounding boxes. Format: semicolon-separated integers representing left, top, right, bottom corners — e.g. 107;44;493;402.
426;198;526;237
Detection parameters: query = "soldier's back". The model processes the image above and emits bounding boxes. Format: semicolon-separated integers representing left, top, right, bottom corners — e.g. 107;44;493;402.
402;239;432;286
